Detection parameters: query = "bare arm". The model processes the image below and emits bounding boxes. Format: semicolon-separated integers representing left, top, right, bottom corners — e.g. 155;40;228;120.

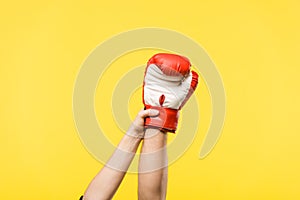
138;129;168;200
83;109;159;200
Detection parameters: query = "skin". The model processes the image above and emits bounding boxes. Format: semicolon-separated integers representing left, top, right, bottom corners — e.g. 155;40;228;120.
138;129;168;200
82;109;167;200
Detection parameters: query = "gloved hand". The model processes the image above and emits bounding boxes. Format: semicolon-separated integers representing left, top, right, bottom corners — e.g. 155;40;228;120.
143;53;199;133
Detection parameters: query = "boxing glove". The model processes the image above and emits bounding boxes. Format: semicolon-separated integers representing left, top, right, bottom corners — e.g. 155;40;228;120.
143;53;199;133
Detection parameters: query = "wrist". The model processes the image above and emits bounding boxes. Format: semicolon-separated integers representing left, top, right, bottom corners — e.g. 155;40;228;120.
144;105;179;133
118;134;142;153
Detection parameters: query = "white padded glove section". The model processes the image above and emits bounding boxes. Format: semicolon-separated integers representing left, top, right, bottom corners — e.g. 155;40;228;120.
144;64;193;109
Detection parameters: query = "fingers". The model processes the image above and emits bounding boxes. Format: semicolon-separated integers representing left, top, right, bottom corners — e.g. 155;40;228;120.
138;109;159;118
126;109;159;138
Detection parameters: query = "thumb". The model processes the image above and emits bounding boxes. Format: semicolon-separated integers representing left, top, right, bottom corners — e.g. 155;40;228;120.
139;109;159;118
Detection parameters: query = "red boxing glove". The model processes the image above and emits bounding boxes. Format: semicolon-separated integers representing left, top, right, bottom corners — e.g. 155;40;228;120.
143;53;199;133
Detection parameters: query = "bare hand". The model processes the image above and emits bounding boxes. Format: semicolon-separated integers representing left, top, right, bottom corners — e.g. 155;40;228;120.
127;109;159;138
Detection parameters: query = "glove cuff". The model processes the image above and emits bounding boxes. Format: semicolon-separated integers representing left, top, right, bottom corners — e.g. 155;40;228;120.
144;105;179;133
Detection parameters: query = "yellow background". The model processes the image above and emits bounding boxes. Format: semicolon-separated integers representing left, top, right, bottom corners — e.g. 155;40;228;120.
1;0;300;199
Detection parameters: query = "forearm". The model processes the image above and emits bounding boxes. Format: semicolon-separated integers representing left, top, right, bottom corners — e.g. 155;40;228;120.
138;129;168;200
84;135;142;200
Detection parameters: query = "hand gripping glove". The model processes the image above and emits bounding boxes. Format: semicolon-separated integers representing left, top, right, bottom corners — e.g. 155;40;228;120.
143;53;199;133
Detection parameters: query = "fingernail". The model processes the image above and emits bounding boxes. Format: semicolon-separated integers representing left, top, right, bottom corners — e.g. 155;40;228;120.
150;109;159;115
